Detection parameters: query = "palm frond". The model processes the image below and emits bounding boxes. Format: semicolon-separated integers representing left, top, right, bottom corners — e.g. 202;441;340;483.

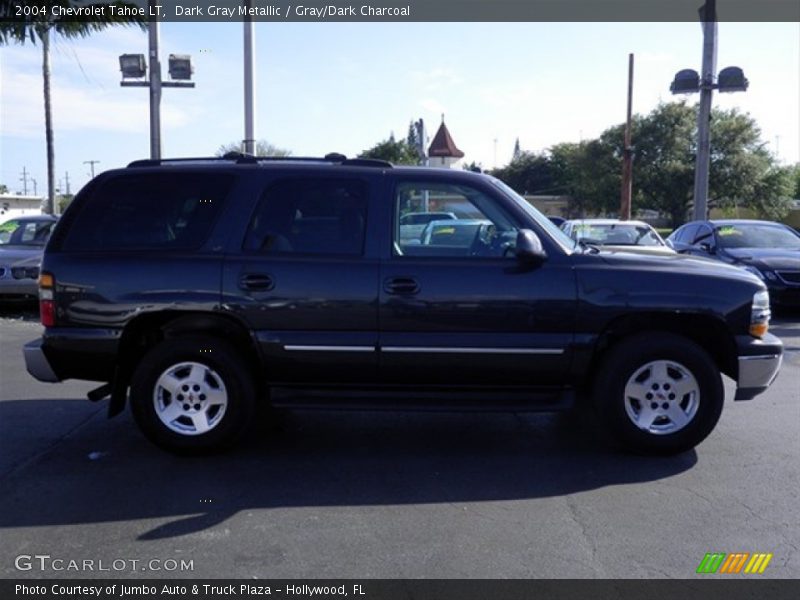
0;1;147;45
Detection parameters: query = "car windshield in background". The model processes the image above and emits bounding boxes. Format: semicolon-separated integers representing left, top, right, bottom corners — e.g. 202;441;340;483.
400;213;455;225
715;224;800;250
573;224;663;247
0;219;54;246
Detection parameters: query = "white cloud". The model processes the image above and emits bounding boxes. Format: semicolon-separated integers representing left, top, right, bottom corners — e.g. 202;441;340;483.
410;67;463;90
419;98;446;114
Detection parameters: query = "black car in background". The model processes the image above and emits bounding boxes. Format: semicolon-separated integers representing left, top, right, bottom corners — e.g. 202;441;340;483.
667;219;800;307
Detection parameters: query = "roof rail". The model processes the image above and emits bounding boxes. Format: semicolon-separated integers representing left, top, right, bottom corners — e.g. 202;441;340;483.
126;153;393;169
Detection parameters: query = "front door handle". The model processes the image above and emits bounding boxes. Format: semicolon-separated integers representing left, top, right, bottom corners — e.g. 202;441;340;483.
239;273;274;291
384;277;420;295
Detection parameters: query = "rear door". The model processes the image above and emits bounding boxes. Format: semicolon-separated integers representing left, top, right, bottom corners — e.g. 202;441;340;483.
221;171;382;385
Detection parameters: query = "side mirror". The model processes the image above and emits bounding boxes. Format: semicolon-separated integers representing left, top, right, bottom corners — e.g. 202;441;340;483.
514;229;547;266
699;242;716;254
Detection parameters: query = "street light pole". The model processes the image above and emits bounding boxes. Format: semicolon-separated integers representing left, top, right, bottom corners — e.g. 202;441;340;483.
243;0;256;155
692;0;717;221
148;6;162;160
620;53;634;221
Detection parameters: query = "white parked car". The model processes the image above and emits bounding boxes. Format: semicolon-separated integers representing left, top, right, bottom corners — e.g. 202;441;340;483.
561;219;674;256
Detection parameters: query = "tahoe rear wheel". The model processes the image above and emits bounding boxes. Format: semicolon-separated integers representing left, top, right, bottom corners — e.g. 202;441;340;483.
592;332;724;455
130;337;256;454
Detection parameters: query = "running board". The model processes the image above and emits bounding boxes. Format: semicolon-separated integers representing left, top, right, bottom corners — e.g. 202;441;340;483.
268;386;575;412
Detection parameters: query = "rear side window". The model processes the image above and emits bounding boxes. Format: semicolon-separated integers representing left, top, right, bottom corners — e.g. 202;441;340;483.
244;178;367;256
61;172;232;252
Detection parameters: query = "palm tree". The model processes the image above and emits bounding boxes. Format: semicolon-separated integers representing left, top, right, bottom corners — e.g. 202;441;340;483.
0;1;145;214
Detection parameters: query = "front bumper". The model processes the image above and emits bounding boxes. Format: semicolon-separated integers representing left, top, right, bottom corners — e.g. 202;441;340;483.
734;332;783;401
0;279;38;297
24;338;61;382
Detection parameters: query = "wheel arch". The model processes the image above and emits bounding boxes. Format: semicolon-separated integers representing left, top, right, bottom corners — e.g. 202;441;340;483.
585;311;738;393
117;311;262;389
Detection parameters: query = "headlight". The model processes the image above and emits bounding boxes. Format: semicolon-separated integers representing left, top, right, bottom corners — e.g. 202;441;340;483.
749;290;771;338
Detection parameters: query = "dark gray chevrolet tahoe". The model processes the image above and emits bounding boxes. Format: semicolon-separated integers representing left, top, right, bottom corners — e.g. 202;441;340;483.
24;155;783;454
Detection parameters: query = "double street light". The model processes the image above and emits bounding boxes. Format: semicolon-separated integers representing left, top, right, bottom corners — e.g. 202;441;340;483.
669;0;748;221
119;16;195;160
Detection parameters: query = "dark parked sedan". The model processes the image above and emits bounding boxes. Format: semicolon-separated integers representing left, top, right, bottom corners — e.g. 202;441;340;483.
667;219;800;307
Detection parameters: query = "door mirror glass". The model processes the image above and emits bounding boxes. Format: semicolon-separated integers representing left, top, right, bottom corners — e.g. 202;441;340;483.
514;229;547;265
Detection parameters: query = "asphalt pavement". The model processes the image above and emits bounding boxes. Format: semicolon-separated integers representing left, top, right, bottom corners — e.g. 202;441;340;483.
0;305;798;579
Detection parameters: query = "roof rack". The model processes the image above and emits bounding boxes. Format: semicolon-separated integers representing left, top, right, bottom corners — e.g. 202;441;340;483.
126;153;393;169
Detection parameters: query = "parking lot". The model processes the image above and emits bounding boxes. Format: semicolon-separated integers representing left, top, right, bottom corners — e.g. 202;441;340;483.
0;304;798;579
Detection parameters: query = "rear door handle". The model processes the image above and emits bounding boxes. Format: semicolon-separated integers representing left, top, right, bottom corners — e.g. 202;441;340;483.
239;273;274;291
384;277;420;295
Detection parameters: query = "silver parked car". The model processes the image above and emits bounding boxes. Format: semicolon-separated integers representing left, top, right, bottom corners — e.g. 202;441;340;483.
561;218;674;256
0;215;58;299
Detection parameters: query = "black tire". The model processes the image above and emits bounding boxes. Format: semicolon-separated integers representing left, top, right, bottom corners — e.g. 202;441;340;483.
129;336;257;455
592;332;724;455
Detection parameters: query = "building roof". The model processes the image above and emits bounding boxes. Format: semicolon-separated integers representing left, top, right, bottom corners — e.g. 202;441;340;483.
428;119;465;158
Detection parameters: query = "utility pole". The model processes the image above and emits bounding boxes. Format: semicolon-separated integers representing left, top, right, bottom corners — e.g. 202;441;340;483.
148;7;162;160
620;53;634;221
243;0;256;155
693;0;717;221
20;167;29;195
84;160;100;179
31;178;38;196
64;171;71;195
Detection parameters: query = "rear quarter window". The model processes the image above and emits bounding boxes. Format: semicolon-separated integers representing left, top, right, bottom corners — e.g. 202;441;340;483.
61;172;233;252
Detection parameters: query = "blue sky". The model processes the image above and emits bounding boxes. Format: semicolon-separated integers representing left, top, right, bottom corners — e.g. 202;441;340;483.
1;21;798;196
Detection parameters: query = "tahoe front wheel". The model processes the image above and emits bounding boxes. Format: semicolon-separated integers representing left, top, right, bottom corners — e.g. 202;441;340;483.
592;332;724;455
130;337;256;454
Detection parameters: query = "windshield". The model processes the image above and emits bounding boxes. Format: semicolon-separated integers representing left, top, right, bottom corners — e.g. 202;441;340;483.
0;219;54;246
569;223;664;247
715;224;800;250
488;177;575;252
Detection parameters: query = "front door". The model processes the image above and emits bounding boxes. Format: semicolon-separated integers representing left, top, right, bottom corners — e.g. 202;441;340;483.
379;177;575;387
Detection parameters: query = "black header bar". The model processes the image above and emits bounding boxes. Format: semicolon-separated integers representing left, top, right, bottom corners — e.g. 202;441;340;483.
3;0;800;23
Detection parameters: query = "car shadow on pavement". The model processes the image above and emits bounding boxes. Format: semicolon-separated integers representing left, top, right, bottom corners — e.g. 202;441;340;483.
0;399;697;541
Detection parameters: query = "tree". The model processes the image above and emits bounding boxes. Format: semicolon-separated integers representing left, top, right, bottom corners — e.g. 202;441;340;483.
630;103;695;227
550;140;620;217
790;163;800;199
491;151;556;197
359;134;419;165
0;1;146;215
0;184;8;194
216;140;291;157
634;104;792;226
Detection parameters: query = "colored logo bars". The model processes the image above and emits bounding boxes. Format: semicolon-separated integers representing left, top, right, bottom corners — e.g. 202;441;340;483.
696;552;773;574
